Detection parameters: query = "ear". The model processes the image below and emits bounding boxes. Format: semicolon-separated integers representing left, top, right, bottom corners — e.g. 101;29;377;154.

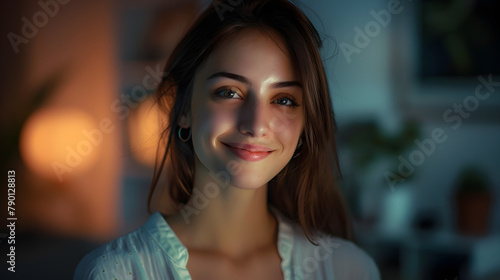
178;113;191;128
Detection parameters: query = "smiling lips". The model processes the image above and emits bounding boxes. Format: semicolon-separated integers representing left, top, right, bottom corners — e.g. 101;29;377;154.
222;142;274;162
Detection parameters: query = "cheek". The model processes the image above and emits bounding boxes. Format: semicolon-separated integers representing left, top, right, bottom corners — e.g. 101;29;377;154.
269;110;304;151
279;128;302;155
192;103;237;144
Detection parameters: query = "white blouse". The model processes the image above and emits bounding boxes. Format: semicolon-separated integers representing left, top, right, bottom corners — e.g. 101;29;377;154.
74;208;380;280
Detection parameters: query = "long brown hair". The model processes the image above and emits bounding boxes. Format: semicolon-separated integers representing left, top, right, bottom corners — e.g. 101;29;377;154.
148;0;354;243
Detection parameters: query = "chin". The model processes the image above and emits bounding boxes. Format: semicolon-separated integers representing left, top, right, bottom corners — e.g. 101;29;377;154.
228;178;269;190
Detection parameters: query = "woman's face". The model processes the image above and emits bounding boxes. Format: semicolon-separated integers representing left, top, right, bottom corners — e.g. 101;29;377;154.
185;29;304;189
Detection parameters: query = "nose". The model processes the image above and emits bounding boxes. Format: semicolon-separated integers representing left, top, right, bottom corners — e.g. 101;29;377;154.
238;97;270;137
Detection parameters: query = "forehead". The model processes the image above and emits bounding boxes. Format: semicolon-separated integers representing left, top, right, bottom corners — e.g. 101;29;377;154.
196;28;298;82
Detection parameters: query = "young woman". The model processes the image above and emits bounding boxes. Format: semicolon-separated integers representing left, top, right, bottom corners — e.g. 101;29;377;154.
75;0;380;279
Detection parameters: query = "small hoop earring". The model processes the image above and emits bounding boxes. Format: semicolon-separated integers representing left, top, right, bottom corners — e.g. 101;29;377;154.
178;127;191;142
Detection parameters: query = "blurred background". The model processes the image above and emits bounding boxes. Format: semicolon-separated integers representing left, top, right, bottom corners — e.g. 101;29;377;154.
0;0;499;279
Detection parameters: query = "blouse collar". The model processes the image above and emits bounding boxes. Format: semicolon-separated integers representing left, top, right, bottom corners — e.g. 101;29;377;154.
144;207;295;272
143;212;189;267
270;206;294;278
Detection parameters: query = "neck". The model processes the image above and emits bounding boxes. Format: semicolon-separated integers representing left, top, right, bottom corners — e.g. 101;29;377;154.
167;160;278;259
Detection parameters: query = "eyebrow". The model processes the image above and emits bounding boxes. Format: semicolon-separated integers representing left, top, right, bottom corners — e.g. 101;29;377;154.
206;71;302;89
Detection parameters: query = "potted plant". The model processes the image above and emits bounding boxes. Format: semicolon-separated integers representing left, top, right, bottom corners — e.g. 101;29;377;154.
454;167;493;236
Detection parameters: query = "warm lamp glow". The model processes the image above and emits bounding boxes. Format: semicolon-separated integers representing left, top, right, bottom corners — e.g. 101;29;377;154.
128;98;164;166
20;108;105;182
